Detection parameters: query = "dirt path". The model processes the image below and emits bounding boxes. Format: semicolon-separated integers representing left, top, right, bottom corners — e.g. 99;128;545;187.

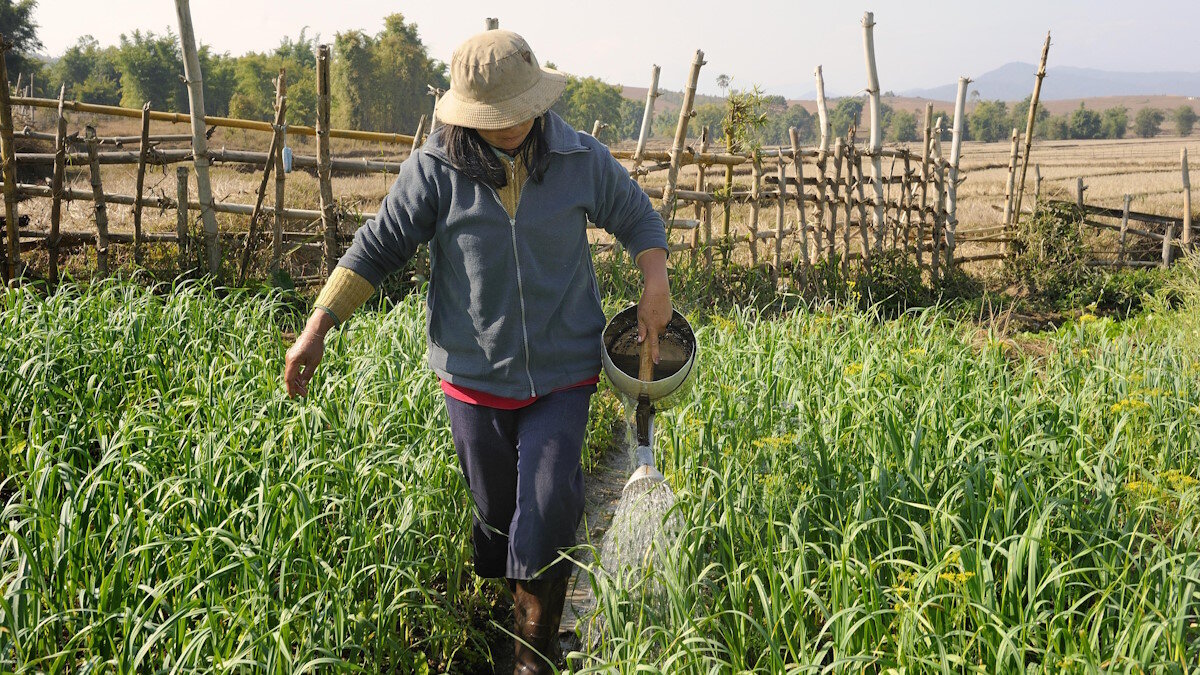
561;425;632;639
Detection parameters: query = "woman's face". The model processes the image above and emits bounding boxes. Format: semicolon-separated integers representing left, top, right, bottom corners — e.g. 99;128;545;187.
478;119;535;153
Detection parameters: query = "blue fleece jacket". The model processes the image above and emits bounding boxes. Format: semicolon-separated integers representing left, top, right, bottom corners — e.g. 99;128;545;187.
336;111;668;399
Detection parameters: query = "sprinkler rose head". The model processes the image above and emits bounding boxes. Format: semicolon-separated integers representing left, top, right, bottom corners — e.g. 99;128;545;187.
624;444;665;493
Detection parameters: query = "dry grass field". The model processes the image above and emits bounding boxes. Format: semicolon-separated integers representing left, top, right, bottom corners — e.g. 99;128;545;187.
13;108;1197;281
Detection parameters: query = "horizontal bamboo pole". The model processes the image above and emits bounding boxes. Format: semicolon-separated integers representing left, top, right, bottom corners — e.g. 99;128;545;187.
16;227;354;246
1048;199;1182;227
20;126;195;146
954;252;1007;264
12;95;415;145
5;181;376;223
1088;259;1161;268
1082;218;1163;242
17;147;404;174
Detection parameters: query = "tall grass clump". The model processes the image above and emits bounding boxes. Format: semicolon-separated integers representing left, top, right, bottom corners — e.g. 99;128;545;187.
0;280;501;672
574;299;1200;672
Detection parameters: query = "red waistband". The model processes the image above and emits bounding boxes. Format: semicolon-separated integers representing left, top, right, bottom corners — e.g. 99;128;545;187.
441;376;600;410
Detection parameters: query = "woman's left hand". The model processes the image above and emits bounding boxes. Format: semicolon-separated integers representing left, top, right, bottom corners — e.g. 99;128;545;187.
636;248;672;364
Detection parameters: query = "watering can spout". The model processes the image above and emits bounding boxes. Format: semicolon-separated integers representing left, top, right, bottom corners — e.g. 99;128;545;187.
624;445;665;491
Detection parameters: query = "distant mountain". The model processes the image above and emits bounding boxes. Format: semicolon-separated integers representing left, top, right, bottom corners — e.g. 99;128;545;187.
903;62;1200;101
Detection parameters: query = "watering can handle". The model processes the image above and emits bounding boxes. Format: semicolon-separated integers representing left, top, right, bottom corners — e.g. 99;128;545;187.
639;333;654;382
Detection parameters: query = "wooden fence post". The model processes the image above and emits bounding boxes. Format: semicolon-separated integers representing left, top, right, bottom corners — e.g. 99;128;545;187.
901;151;914;256
917;102;932;274
175;0;221;277
1182;147;1192;249
49;84;67;284
841;142;854;276
316;44;338;276
0;37;20;281
813;65;831;259
774;149;786;286
410;114;426;154
749;151;761;266
659;50;705;222
1118;194;1130;265
693;126;709;265
946;76;970;266
177;166;190;272
427;86;444;134
1162;223;1175;267
84;126;110;277
237;80;288;285
631;64;660;177
789;127;810;286
1075;177;1085;209
830;138;845;269
1034;164;1042;209
931;116;946;282
1013;32;1051;225
272;69;287;274
1002;127;1019;225
133;101;151;265
862;11;885;250
852;145;871;265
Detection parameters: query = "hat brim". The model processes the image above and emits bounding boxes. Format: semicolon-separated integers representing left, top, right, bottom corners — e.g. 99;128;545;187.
435;68;568;130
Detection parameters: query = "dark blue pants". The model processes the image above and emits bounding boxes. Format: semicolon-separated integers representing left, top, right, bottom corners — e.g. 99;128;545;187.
445;385;595;580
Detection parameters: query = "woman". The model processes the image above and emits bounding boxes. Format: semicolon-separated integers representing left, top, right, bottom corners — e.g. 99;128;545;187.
282;29;672;673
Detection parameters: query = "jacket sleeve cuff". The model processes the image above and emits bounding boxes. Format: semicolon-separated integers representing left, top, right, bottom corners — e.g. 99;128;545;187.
314;266;376;327
633;246;669;265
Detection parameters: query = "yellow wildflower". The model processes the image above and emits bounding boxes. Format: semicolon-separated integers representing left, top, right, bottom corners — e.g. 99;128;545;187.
844;362;863;377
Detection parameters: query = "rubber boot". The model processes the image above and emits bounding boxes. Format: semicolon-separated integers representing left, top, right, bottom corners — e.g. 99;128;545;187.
511;575;569;674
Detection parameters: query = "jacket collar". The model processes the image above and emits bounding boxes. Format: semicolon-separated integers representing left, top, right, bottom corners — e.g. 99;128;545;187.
420;110;589;167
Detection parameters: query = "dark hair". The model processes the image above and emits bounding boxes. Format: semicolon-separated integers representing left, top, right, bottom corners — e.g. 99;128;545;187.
443;115;550;190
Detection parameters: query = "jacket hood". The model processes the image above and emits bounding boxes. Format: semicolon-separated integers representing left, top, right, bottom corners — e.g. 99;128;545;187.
420;109;589;167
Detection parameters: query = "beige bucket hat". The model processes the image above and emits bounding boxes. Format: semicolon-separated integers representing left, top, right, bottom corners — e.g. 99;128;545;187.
435;30;568;130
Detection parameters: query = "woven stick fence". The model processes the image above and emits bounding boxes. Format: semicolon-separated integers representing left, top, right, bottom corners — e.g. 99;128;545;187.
0;13;1022;288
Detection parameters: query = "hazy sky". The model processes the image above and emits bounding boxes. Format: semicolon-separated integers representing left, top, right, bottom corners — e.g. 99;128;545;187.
36;1;1200;98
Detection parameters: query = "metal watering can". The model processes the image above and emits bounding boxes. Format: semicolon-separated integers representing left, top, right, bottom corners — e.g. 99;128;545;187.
600;305;697;492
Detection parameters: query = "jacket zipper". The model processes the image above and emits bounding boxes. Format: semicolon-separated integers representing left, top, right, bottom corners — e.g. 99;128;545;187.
486;156;537;398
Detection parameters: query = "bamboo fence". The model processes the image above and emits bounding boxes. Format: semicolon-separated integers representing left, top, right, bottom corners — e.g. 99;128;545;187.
2;17;1188;289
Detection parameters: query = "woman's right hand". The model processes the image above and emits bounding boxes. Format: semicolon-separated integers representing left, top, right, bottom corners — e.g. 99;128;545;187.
284;310;335;397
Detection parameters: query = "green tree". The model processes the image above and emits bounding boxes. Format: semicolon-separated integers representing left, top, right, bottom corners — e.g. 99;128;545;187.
114;30;186;111
49;35;121;104
691;102;725;144
200;47;236;117
1041;115;1069;140
1174;105;1197;136
228;32;318;124
716;73;730;97
331;14;447;133
1009;95;1048;133
968;100;1009;143
828;97;864;139
779;104;817;144
887;109;919;143
1068;104;1102;139
0;0;43;86
614;98;642;140
1134;108;1164;138
1100;107;1128;139
551;75;626;143
721;86;768;153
